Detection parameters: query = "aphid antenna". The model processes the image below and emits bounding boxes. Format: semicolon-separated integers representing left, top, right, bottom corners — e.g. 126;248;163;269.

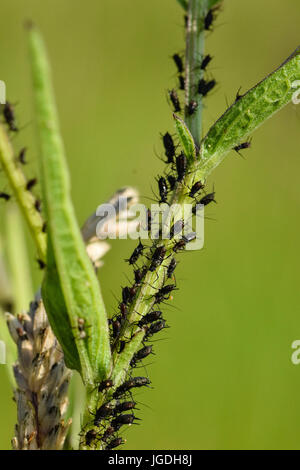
234;149;246;160
8;121;32;142
133;361;156;371
134;399;152;411
234;86;243;103
159;130;177;139
141;192;159;204
143;336;171;345
153;145;168;165
109;289;122;304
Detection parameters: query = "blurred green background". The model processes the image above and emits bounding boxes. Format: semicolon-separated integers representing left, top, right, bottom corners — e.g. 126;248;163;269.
0;0;300;450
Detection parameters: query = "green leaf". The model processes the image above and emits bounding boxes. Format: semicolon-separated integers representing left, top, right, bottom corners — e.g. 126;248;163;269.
176;0;188;10
174;114;197;160
42;235;80;371
5;206;33;312
200;47;300;177
28;25;112;384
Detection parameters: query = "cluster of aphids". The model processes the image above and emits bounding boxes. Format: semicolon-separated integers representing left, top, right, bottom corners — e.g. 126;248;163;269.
169;5;221;120
83;7;227;450
83;376;152;449
0;101;47;267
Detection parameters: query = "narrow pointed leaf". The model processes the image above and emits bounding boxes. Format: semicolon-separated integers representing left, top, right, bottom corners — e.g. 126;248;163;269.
200;47;300;177
28;26;111;384
174;114;196;160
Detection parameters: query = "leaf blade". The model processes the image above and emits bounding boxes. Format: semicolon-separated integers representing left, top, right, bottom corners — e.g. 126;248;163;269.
28;25;112;384
174;114;197;160
200;47;300;177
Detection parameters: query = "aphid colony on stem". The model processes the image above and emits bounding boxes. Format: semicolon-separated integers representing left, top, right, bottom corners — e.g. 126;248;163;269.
3;3;251;451
86;7;234;449
0;102;47;248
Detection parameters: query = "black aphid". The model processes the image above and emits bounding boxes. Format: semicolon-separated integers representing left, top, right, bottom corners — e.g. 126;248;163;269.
130;345;153;367
105;437;125;450
198;78;216;96
102;426;114;442
114;401;136;415
34;199;42;212
122;286;131;305
204;8;215;30
94;403;113;426
167;174;176;191
138;311;162;327
134;267;147;285
154;284;176;303
113;377;151;398
85;429;98;447
18;147;27;164
189;181;205;198
3;101;18;132
144;320;167;339
172;54;183;74
37;259;46;270
176;153;187;182
178;75;185;90
157;176;168;204
186;100;198;116
169;89;181;113
119;302;128;318
162;132;176;163
98;379;113;393
167;258;177;279
0;192;11;201
199;191;216;206
234;140;251;156
112;319;121;338
111;414;136;429
149;246;166;272
26;178;37;191
201;54;212;70
126;240;144;265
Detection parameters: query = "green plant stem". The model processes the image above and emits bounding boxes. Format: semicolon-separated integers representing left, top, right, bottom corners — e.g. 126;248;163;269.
0;124;46;261
185;0;208;148
5;205;34;312
79;5;204;443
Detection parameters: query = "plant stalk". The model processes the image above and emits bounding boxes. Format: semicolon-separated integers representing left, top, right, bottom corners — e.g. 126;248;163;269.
0;124;46;261
185;0;208;148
